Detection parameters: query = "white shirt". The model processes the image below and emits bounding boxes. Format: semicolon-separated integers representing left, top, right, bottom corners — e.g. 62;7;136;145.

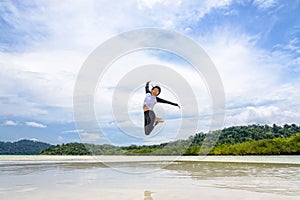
143;93;157;110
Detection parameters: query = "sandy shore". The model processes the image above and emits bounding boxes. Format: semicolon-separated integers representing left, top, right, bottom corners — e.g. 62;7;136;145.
3;187;298;200
1;155;299;200
1;155;299;164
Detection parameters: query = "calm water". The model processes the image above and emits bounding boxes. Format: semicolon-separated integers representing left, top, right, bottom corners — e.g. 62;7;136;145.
0;156;299;200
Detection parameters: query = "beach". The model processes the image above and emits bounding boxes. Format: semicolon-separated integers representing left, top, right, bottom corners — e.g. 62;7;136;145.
0;155;299;200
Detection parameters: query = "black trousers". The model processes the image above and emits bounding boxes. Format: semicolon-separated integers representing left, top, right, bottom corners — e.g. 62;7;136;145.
144;110;156;135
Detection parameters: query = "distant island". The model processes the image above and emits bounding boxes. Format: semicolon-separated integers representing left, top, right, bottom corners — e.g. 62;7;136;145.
1;124;299;155
0;139;50;155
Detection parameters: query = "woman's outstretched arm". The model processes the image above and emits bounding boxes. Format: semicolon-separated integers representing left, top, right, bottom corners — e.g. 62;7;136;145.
145;81;151;94
156;97;179;107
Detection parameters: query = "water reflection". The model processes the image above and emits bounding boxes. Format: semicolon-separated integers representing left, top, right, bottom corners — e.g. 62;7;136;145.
164;161;300;196
164;161;300;179
1;157;300;199
144;190;153;200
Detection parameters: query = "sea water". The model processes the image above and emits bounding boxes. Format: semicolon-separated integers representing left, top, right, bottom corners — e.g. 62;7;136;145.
0;155;299;200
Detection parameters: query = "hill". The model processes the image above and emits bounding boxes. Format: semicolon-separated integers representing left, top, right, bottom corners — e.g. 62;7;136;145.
40;124;300;155
0;139;50;155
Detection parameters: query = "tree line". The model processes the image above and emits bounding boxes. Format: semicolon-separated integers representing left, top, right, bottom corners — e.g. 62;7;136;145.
209;133;300;155
40;124;300;155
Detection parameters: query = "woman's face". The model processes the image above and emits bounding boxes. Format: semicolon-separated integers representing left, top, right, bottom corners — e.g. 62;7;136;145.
151;88;160;96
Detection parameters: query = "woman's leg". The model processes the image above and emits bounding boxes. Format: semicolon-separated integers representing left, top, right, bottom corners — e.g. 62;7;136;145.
144;110;156;135
144;110;151;126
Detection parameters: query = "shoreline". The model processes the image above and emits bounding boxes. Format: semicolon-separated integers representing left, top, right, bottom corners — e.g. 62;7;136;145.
0;155;300;165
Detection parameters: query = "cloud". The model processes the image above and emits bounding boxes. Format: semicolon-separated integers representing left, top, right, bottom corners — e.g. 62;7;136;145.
62;129;84;134
197;25;300;126
25;121;47;128
253;0;277;10
1;0;300;144
225;103;299;126
0;0;230;124
3;120;18;126
0;1;48;52
136;0;233;30
80;132;106;144
29;138;39;142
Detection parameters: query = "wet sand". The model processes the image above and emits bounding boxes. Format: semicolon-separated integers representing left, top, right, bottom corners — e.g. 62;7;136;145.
0;156;299;200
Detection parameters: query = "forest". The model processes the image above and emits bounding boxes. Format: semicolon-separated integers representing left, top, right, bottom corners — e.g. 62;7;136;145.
40;124;300;155
0;139;50;155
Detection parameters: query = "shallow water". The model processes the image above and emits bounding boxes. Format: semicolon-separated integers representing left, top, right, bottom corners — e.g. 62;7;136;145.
0;156;299;200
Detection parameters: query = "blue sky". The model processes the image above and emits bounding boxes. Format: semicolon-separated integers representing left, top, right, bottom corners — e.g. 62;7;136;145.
0;0;300;145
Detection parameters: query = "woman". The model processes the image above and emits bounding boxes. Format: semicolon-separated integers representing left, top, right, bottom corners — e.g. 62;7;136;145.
143;81;180;135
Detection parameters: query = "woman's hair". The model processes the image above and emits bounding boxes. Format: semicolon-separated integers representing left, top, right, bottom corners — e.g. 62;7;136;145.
151;85;161;95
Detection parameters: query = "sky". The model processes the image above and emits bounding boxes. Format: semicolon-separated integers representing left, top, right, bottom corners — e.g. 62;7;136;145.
0;0;300;145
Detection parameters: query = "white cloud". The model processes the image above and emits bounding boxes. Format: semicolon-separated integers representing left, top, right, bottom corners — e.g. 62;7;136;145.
253;0;277;10
137;0;174;9
62;129;84;134
80;132;106;143
225;103;299;126
136;0;233;31
1;0;300;145
29;138;39;142
25;121;47;128
197;25;300;126
3;120;18;126
201;28;267;96
0;0;165;123
0;0;230;124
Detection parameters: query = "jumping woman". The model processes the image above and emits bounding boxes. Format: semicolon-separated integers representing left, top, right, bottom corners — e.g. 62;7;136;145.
143;81;180;135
